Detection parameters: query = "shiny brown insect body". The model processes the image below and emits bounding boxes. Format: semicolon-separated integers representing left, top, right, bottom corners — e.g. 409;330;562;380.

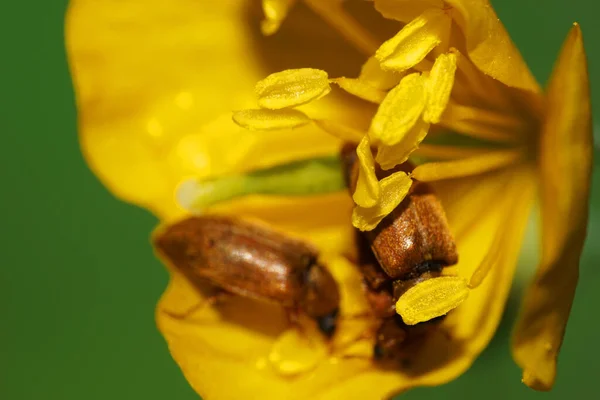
154;216;340;336
341;144;459;362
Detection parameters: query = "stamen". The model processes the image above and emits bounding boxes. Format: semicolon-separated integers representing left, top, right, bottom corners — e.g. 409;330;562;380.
396;276;469;325
255;68;331;110
440;103;529;143
411;149;524;181
332;77;386;104
454;49;515;111
304;0;380;56
232;109;311;130
438;119;522;144
261;0;297;36
423;51;457;123
446;103;531;133
358;56;403;90
351;171;412;231
353;136;380;208
313;119;364;143
412;144;498;160
176;155;346;213
375;8;451;72
369;72;427;146
375;119;430;170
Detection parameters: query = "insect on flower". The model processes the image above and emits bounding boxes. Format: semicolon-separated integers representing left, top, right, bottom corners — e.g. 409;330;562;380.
154;215;341;337
342;144;460;362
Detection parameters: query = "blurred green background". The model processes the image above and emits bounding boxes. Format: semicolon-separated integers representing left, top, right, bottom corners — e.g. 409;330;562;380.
1;0;598;399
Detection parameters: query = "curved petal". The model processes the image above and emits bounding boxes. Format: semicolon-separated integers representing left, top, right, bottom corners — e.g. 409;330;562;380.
427;165;536;381
444;0;540;93
66;0;369;218
512;24;593;391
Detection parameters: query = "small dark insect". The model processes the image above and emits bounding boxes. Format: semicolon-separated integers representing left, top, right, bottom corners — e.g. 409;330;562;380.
341;144;459;363
154;215;340;337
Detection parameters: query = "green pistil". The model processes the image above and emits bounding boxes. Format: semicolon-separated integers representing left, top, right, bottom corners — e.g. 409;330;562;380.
177;155;346;211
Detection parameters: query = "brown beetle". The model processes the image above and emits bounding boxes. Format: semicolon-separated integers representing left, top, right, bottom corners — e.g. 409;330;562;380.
341;144;459;362
154;215;341;337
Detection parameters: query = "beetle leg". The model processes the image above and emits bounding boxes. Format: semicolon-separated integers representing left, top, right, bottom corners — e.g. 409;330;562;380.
163;290;230;320
285;307;308;335
327;322;378;359
340;311;372;320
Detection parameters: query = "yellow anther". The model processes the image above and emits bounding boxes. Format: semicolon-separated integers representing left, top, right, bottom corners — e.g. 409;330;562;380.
352;171;412;231
396;276;469;325
375;8;451;72
232;108;311;130
333;77;387;104
255;68;331;110
375;119;430;170
369;72;427;146
423;51;457;123
353;136;379;208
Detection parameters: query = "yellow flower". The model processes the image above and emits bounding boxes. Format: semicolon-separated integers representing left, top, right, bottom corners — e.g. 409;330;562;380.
66;0;592;399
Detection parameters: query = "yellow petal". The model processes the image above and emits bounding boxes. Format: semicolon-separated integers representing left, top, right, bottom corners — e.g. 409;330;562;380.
375;119;430;170
67;0;367;219
256;68;331;110
369;73;427;146
396;276;469;325
268;324;328;376
466;177;530;289
232;108;311;130
375;8;451;72
424;51;457;123
512;24;593;391
352;136;380;208
333;77;387;104
352;171;412;231
428;166;536;384
439;171;510;240
444;0;541;93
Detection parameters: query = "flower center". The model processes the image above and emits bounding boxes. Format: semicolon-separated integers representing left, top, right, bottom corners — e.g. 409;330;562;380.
196;0;545;355
239;1;540;221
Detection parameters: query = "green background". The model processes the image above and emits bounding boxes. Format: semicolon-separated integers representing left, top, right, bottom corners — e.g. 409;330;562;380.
1;0;598;399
